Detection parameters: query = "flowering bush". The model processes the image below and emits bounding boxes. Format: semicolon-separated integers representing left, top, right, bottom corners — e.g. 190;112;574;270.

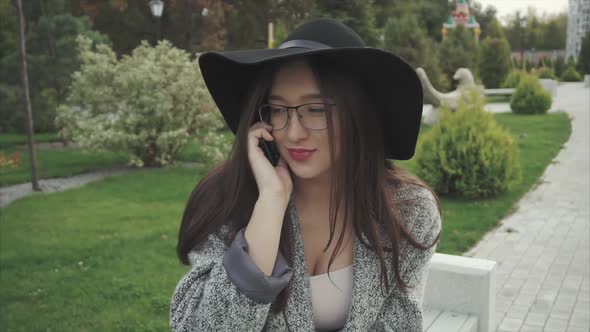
415;89;522;199
0;151;22;170
55;36;231;167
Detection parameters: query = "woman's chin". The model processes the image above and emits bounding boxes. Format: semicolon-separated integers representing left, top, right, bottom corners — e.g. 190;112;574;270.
287;163;329;181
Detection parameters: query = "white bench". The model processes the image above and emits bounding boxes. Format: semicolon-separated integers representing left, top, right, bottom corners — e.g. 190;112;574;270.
484;88;515;96
423;253;497;332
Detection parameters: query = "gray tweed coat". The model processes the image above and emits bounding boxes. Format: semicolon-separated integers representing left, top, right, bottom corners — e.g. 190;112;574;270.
170;183;441;331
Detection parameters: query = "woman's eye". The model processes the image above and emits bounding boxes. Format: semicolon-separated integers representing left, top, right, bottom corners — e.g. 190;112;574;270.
308;107;325;113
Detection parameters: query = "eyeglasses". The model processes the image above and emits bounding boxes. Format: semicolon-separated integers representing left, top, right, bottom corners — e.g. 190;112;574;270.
258;103;336;130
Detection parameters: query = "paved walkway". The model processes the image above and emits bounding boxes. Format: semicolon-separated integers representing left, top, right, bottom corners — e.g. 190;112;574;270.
0;166;135;208
464;83;590;332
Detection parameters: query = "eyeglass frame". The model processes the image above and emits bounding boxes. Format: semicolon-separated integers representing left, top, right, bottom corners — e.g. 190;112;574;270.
257;102;336;131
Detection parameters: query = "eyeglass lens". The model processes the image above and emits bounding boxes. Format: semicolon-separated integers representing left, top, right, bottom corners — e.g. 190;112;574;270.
259;104;329;130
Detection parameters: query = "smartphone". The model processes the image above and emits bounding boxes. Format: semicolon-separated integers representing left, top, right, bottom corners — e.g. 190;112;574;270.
258;139;280;167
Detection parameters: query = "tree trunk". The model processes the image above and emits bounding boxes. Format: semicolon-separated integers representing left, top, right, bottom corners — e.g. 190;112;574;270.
14;0;41;191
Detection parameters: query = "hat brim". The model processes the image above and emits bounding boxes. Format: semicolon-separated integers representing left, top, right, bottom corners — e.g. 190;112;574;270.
198;47;423;160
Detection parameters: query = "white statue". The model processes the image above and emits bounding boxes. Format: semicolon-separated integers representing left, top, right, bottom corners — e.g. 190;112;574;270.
416;67;483;125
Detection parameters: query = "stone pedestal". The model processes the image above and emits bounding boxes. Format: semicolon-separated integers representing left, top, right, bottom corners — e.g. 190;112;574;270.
539;78;558;97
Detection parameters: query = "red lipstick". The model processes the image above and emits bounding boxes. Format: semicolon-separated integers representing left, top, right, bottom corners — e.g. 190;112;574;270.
287;148;316;161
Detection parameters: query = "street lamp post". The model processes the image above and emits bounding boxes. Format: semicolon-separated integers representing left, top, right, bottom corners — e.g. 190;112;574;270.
198;7;209;52
520;17;527;69
148;0;164;44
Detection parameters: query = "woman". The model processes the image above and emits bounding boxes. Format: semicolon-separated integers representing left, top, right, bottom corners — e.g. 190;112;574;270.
170;18;441;332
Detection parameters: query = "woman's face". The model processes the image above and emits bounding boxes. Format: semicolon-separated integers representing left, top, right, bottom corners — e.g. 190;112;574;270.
268;59;341;181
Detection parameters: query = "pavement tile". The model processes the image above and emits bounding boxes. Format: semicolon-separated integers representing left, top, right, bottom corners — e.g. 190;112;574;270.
523;312;548;327
568;310;589;328
544;317;569;332
498;317;523;332
464;84;590;332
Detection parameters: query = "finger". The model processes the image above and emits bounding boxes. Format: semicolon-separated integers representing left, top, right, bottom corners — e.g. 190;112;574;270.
249;121;271;132
249;124;270;137
248;132;263;153
260;127;274;141
250;126;273;141
247;131;272;154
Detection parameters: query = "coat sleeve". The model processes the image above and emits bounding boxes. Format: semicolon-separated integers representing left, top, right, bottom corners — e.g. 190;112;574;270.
370;186;442;332
170;226;293;332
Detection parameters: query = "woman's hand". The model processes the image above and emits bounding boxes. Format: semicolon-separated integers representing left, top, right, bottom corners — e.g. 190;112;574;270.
247;121;293;205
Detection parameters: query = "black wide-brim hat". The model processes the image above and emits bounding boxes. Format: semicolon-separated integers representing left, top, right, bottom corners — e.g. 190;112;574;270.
198;17;423;160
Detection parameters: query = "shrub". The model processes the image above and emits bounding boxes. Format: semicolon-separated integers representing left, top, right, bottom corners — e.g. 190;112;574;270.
55;36;231;168
479;36;512;88
535;67;557;80
510;74;552;114
553;56;566;77
544;57;553;69
560;66;582;82
501;70;527;88
415;89;522;199
524;58;534;72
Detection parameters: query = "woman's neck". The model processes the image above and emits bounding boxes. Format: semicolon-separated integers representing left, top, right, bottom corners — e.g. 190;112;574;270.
292;173;347;230
292;167;332;203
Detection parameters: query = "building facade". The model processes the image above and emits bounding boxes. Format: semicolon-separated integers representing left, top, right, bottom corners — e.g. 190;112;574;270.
442;0;481;42
566;0;590;60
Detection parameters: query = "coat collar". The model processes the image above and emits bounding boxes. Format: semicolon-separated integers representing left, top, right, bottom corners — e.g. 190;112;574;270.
283;196;391;331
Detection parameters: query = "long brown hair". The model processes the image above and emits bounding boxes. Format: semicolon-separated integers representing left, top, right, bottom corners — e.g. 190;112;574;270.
176;55;441;316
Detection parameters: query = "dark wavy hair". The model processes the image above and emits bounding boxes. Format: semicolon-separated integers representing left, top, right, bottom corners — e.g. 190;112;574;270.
176;54;441;316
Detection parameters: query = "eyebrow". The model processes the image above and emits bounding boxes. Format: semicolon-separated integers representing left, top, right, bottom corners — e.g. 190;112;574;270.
268;93;324;102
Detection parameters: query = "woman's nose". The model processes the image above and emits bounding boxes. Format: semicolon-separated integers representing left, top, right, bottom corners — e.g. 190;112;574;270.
286;109;308;141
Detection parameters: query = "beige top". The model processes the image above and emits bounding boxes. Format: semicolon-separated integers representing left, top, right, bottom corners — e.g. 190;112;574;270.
310;264;354;332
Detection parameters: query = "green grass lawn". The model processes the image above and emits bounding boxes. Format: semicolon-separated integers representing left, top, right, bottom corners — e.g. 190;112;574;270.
0;132;62;149
0;133;219;187
0;112;571;330
0;165;208;331
0;147;131;187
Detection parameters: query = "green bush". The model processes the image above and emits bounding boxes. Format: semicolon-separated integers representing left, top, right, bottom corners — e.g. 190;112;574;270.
544;57;553;69
535;67;557;80
415;89;522;199
510;75;552;114
553;56;566;77
479;36;512;88
55;36;230;168
501;70;527;88
560;66;582;81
